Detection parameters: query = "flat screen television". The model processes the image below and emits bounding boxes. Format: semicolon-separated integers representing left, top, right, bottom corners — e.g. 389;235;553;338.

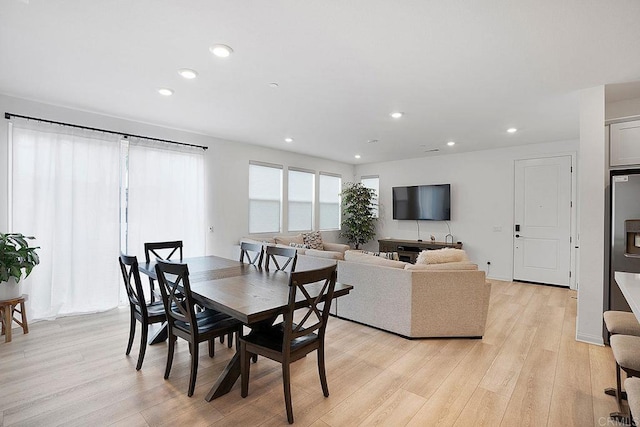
392;184;450;220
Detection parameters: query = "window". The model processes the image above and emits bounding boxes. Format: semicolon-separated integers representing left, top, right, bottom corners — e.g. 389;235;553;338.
288;168;314;232
361;175;380;218
319;173;341;230
249;162;282;233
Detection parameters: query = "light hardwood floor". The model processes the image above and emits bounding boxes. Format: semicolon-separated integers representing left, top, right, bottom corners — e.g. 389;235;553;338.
0;280;624;426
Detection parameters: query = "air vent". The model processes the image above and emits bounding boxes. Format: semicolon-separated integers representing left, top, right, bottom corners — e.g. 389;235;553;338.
424;148;440;153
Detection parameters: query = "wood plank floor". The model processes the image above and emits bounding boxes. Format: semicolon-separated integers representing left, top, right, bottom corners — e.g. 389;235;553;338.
0;280;623;426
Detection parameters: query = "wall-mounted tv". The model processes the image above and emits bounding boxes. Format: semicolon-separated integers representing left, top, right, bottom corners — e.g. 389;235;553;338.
392;184;451;220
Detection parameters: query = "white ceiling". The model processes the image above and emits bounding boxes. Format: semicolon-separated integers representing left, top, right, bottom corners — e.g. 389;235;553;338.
1;0;640;164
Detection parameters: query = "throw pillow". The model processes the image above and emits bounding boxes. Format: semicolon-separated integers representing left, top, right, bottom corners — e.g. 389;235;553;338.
361;250;400;261
289;242;310;249
416;248;469;265
302;231;324;250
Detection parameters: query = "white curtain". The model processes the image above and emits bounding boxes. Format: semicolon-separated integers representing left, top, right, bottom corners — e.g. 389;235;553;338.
11;121;121;320
126;138;205;258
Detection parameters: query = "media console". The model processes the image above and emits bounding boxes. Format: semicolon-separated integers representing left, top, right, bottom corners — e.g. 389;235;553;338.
378;238;463;264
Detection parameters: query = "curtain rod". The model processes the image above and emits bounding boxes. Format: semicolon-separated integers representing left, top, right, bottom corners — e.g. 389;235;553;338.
4;112;208;150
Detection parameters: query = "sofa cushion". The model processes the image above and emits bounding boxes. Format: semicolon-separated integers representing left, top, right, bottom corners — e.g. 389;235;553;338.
322;242;351;254
344;250;407;269
240;237;275;245
305;249;344;260
302;231;324;250
416;248;469;265
274;234;304;246
405;262;478;271
275;243;306;255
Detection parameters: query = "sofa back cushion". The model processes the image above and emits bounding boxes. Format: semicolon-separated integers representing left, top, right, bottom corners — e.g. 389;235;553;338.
274;234;304;246
344;250;407;269
416;248;469;265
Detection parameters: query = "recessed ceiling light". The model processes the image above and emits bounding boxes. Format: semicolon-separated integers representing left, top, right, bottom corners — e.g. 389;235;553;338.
177;68;198;79
355;154;361;159
210;44;233;58
507;127;518;133
390;112;404;119
447;141;456;146
284;137;293;143
157;88;174;96
269;82;279;88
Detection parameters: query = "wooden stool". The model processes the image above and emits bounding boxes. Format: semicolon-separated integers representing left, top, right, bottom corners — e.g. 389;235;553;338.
0;294;29;343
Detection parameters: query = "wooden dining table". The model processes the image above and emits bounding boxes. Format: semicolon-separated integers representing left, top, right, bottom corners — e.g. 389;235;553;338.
138;255;352;401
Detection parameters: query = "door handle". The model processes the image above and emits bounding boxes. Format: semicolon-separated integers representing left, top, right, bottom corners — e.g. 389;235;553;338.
515;234;520;238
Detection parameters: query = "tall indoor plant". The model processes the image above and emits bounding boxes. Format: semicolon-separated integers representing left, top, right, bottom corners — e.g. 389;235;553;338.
0;232;40;300
340;182;377;249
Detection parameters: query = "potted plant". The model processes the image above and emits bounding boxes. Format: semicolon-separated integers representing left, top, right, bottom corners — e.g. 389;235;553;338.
0;232;40;300
340;182;377;249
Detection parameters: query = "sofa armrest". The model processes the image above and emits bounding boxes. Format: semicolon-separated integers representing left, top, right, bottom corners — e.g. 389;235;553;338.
322;242;350;254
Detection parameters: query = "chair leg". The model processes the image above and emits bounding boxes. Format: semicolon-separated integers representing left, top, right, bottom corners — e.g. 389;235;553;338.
282;363;294;424
164;335;176;380
188;342;199;397
241;341;250;398
136;322;149;371
318;347;329;397
208;338;215;357
227;332;233;348
126;311;136;356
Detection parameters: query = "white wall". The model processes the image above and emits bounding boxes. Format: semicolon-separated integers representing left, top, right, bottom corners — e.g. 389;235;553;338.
354;140;579;281
576;86;606;345
0;94;354;259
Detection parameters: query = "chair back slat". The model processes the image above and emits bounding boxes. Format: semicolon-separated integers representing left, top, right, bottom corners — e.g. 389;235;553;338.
144;241;183;262
265;246;297;272
240;242;264;267
155;259;198;333
283;265;337;346
119;254;147;317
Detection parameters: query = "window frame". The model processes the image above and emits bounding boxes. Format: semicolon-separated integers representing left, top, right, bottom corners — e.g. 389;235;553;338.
248;161;283;234
287;167;315;233
318;172;342;231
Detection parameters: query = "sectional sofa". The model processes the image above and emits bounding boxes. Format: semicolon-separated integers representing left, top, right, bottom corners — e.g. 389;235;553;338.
296;250;492;339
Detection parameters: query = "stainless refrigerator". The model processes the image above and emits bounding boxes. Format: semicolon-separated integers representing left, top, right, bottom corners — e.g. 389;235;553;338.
609;172;640;313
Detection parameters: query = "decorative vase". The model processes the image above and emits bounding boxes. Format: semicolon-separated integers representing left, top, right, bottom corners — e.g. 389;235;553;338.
0;277;21;300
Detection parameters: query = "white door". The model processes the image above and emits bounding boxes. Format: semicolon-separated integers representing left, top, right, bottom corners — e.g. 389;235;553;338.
513;156;572;286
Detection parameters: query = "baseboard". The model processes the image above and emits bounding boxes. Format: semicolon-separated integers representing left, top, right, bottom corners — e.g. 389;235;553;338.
576;332;604;346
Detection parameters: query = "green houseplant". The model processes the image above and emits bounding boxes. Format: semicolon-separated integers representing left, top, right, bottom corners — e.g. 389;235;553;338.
0;233;40;298
340;182;377;249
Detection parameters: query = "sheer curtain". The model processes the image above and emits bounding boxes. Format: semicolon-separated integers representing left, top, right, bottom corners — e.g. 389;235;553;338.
10;120;121;320
125;138;205;258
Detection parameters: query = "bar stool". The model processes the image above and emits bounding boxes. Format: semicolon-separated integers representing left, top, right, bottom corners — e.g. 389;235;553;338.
610;334;640;421
0;294;29;343
604;311;640;400
625;377;640;426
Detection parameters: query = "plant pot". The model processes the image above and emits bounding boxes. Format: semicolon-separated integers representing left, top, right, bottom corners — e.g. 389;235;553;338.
0;277;21;300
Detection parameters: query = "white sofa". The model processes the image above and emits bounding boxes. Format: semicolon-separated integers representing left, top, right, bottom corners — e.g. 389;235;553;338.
333;258;491;338
240;233;351;260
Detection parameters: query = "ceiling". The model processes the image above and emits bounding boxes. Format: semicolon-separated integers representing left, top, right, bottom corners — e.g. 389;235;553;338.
1;1;640;164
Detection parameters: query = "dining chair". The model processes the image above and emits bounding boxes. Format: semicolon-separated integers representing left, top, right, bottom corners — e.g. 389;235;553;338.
264;246;297;272
240;242;264;267
144;240;183;302
239;264;337;424
155;259;243;397
118;254;166;370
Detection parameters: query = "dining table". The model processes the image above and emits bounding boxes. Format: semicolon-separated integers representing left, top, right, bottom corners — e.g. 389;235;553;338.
138;255;352;401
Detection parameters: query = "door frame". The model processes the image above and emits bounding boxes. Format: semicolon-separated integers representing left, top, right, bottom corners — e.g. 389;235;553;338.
512;152;578;289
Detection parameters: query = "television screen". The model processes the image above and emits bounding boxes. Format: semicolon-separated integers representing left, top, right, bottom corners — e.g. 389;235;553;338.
392;184;450;220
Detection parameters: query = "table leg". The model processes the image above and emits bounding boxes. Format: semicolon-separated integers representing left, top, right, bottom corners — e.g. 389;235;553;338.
149;322;168;345
204;351;241;401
